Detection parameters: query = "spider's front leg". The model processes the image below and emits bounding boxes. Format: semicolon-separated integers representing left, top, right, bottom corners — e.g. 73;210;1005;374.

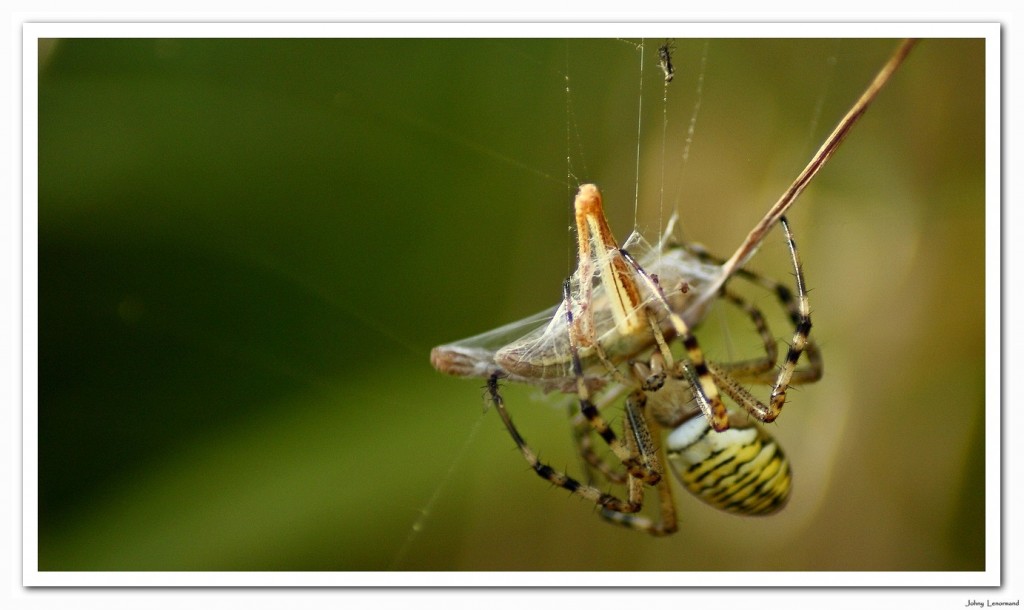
699;216;822;423
763;216;815;419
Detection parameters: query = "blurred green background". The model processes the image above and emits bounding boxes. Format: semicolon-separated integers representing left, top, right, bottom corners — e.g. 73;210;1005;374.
36;37;986;571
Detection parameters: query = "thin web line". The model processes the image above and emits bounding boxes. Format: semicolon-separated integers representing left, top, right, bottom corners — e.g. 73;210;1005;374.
672;40;709;225
388;412;486;569
566;40;575;276
659;69;668;242
633;38;645;227
798;40;841;164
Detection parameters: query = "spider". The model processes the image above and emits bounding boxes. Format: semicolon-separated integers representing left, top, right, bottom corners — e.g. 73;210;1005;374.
433;184;820;535
430;39;915;536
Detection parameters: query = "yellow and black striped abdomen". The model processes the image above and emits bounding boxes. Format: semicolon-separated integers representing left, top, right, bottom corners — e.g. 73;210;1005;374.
666;414;791;515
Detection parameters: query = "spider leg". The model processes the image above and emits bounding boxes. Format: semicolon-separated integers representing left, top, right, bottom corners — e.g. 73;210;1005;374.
571;385;629;485
687;219;823;387
724;216;819;421
690;217;822;422
763;216;816;417
599;392;679;536
571;353;674;486
486;373;642;514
